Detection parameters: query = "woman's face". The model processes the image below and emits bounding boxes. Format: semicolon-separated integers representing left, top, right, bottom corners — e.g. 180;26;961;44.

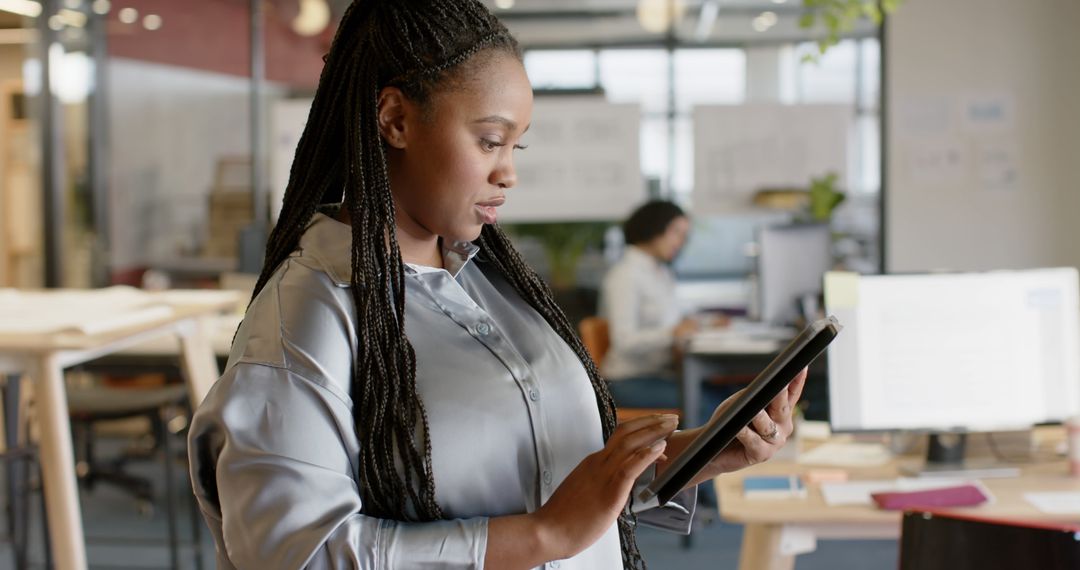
650;215;691;263
382;52;533;244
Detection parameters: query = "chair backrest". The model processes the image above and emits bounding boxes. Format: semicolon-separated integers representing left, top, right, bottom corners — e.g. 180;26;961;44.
899;510;1080;570
578;317;610;369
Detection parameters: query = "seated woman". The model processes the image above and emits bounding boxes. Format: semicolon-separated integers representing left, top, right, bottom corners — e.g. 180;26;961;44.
600;201;732;419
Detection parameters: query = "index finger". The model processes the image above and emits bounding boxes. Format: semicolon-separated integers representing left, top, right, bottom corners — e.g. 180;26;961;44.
612;412;680;437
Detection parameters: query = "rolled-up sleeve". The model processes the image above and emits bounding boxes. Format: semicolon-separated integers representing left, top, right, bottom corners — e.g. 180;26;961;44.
628;465;697;535
188;362;488;569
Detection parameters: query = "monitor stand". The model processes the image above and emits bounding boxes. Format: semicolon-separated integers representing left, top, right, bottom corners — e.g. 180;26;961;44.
903;433;1022;479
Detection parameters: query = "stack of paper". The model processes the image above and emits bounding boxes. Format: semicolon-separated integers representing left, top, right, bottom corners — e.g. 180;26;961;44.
1024;492;1080;515
820;478;991;507
796;441;892;467
0;286;175;336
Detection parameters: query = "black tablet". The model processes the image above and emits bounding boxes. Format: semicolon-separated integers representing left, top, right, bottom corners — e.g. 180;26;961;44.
638;316;842;506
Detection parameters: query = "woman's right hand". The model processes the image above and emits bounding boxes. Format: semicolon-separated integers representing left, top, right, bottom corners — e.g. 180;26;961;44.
532;413;678;560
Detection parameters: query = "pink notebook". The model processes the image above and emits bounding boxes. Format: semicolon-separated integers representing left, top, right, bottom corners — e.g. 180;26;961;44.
871;484;989;510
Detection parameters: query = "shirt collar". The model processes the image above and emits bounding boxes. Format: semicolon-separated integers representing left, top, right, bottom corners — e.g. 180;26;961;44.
298;212;480;286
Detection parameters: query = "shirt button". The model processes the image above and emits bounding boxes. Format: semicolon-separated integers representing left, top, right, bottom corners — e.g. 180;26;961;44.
476;322;491;335
528;388;540;401
542;470;552;485
550;561;561;569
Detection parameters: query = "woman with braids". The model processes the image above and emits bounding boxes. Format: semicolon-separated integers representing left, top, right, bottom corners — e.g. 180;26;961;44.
188;1;805;568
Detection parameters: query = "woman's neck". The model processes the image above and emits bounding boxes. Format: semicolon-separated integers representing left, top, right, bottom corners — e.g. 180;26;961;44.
334;205;443;268
632;243;664;263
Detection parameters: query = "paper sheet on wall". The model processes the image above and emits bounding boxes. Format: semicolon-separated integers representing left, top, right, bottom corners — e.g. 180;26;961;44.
903;137;969;186
960;93;1015;133
976;139;1020;193
897;96;954;137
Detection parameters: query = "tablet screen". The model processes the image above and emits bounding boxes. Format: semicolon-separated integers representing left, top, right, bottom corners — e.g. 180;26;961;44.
638;316;841;506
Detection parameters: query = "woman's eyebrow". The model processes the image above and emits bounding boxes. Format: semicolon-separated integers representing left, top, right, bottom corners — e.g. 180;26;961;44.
472;115;530;133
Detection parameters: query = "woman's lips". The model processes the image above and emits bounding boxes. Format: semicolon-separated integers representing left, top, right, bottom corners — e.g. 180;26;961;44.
476;197;505;224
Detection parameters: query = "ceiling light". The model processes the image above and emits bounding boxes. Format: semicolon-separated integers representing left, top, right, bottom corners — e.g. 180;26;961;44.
143;13;161;31
57;8;87;27
636;0;686;34
752;11;777;32
772;0;788;4
494;0;514;9
694;0;718;41
91;0;110;15
0;0;43;18
292;0;329;37
118;6;137;24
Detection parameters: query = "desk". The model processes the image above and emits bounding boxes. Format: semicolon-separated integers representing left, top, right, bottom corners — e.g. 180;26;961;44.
679;325;793;427
714;428;1080;570
0;289;237;570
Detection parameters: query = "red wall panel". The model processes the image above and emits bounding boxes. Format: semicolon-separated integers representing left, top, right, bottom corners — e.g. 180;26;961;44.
107;0;332;89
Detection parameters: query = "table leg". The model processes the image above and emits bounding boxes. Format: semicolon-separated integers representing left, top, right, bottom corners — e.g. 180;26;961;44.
681;355;706;428
31;354;87;570
739;524;796;570
178;316;221;408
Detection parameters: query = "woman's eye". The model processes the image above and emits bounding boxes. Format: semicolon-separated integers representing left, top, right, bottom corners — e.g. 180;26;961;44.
480;139;502;152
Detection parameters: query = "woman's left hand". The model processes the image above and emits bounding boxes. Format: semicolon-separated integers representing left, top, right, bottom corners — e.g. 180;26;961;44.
657;367;807;489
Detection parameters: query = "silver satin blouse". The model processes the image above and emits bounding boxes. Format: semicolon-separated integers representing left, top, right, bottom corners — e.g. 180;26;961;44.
188;212;696;570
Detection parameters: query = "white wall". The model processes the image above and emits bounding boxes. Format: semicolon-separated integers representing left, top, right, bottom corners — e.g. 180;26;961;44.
885;0;1080;272
107;58;284;269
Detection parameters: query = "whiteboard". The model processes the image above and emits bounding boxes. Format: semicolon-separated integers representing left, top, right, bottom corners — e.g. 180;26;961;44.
498;97;644;222
692;104;852;213
270;98;313;224
271;96;644;223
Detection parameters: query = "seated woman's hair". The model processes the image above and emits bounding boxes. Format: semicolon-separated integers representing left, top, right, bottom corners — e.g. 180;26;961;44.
623;200;686;245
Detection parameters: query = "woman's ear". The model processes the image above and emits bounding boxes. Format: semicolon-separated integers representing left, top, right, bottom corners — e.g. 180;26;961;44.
377;86;409;149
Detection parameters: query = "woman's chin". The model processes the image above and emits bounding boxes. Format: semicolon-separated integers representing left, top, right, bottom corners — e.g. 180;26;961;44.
444;224;485;245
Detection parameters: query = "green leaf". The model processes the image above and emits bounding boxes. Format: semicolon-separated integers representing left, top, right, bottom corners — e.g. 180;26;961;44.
799;12;816;28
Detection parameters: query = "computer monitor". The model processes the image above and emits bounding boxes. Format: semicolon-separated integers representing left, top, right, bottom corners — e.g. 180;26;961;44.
672;212;791;279
825;268;1080;470
756;223;832;325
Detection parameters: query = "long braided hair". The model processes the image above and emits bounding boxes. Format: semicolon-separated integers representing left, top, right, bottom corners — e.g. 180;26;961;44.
251;1;645;567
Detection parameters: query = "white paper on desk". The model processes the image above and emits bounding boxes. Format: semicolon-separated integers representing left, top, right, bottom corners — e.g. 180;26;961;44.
796;441;891;467
1024;492;1080;515
820;478;977;506
688;328;784;353
154;290;242;308
73;305;175;335
0;286;173;335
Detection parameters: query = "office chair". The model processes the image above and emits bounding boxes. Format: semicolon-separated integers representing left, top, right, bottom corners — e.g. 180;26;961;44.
1;375;52;570
577;317;680;423
67;377;202;570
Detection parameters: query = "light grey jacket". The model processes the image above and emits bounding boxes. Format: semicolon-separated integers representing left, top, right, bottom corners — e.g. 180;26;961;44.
188;213;695;569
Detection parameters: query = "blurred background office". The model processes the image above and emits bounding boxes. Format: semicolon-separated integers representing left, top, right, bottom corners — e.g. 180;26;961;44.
1;0;1079;569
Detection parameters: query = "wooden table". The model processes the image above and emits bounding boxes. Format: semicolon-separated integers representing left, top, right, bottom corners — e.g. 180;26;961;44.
714;429;1080;570
0;289;238;570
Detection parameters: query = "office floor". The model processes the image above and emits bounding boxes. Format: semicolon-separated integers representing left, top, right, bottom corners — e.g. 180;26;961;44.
1;438;899;569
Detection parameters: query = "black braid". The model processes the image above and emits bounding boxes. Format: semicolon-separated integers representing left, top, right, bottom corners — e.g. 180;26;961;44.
477;225;647;570
249;0;645;566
